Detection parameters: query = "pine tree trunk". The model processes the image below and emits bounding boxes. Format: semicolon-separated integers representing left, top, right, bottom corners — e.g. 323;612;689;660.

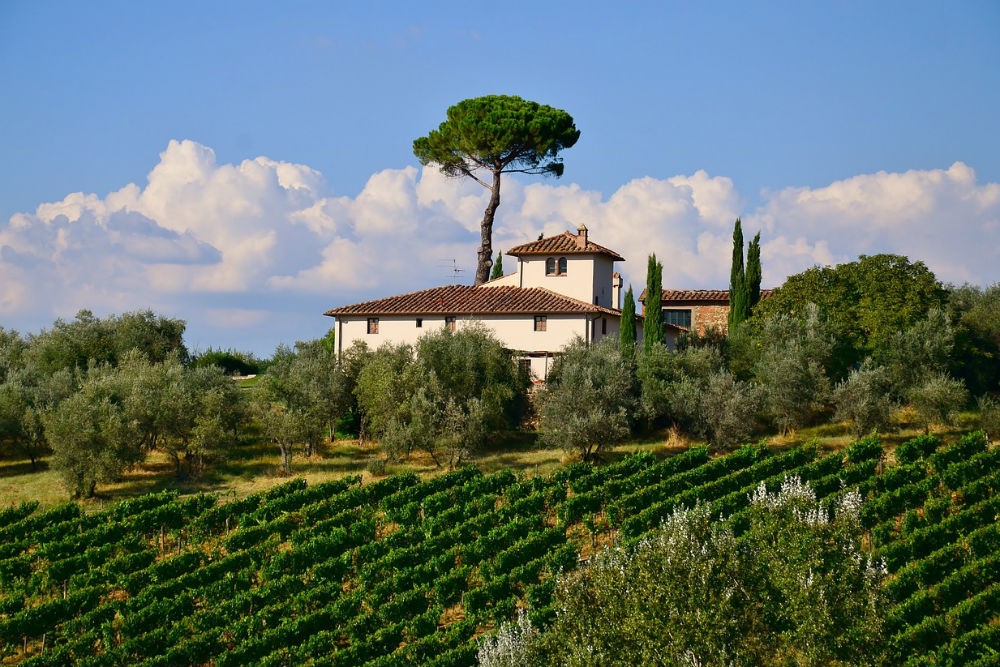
475;171;502;285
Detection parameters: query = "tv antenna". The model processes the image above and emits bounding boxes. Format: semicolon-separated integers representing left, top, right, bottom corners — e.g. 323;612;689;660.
437;258;465;284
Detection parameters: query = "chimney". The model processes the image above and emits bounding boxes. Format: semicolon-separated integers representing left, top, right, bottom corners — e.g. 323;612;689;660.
576;224;588;249
612;272;623;309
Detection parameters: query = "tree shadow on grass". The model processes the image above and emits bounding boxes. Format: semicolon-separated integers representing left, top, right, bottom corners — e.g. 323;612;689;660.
0;457;49;479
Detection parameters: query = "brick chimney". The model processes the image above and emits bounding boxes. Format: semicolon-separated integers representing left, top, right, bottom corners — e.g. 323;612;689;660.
576;224;588;249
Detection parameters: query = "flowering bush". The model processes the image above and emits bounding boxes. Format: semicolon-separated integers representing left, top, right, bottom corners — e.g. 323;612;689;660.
491;477;888;666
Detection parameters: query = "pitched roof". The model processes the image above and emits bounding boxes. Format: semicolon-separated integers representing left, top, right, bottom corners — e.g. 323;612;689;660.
638;288;774;304
507;231;625;261
325;285;623;318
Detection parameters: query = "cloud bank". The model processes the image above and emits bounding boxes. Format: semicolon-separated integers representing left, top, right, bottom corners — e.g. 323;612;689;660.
2;139;997;354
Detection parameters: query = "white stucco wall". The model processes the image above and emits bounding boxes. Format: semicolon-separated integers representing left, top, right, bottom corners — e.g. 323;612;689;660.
335;311;621;380
484;272;519;287
510;254;617;306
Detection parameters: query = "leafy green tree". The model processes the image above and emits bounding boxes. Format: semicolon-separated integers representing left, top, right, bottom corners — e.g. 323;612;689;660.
697;369;762;450
753;305;836;434
190;347;262;376
947;282;1000;396
977;395;1000;442
636;343;724;431
746;230;762;310
754;254;946;372
336;340;372;435
26;309;188;374
490;250;504;280
413;95;580;284
0;367;73;469
877;308;955;399
355;326;527;467
254;342;346;474
833;362;896;438
415;324;528;427
729;217;750;329
43;368;146;498
139;360;246;479
643;254;664;350
0;327;27;382
909;372;969;434
618;285;637;359
509;478;887;666
354;343;418;443
539;338;636;461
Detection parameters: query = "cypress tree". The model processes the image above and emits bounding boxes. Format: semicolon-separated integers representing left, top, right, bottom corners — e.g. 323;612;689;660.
490;251;504;280
746;232;762;311
728;218;749;330
620;285;637;358
644;254;664;350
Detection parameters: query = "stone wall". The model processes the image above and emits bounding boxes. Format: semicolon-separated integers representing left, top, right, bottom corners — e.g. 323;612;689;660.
692;303;729;334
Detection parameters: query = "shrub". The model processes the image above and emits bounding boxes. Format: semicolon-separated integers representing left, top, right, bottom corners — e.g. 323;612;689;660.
909;373;969;433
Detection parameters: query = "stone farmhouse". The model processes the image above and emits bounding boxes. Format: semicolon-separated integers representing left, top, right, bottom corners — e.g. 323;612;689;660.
325;226;636;380
638;288;774;335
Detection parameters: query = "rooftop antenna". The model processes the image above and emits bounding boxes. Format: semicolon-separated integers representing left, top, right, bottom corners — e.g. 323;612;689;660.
437;258;465;284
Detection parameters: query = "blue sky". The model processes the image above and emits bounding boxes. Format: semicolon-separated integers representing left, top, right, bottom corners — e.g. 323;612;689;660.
1;2;999;355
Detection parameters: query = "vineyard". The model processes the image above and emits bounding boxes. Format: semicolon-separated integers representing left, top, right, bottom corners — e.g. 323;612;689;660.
1;432;998;666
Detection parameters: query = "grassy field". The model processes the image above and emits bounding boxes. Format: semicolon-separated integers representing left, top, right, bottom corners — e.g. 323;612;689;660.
0;409;982;510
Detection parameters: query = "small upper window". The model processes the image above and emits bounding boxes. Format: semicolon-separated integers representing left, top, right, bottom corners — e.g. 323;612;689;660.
367;318;379;334
545;258;556;275
416;318;423;328
445;316;456;332
534;315;547;332
558;257;567;275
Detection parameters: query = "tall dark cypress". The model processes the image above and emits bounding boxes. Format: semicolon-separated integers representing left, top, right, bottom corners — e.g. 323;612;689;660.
728;218;749;330
746;232;762;311
619;285;637;358
644;254;664;350
490;251;504;281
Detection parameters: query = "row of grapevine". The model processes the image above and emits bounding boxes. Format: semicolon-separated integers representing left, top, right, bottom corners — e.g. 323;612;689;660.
2;431;997;665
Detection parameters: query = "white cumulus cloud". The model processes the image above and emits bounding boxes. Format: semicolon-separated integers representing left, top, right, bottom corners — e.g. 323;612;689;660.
1;140;996;355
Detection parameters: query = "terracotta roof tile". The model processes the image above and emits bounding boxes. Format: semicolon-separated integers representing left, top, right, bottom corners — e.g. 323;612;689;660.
507;231;625;261
325;285;623;317
638;288;774;304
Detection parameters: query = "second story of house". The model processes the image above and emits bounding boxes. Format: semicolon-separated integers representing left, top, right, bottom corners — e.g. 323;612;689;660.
485;225;625;309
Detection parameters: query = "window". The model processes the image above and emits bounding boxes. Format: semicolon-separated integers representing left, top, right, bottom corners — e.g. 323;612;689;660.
415;318;423;328
534;315;547;332
545;257;568;276
518;359;532;376
367;317;379;334
601;317;607;335
663;309;692;329
445;316;456;332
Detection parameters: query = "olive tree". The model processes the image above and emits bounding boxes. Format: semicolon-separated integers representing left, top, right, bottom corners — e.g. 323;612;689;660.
753;304;836;435
833;362;896;438
26;309;188;374
909;372;968;434
538;338;636;462
355;325;528;468
0;368;73;469
254;341;346;474
43;369;146;498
